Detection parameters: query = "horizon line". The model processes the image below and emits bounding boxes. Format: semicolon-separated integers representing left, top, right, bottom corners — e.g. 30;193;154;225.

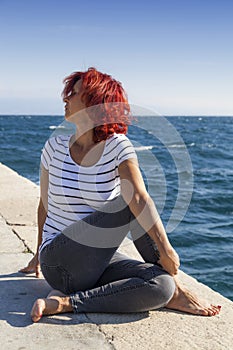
1;114;233;117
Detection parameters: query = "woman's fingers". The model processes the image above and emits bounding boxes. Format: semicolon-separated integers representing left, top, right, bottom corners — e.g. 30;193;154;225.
19;254;41;276
20;265;42;278
19;257;42;278
36;264;43;278
157;246;180;276
19;266;35;273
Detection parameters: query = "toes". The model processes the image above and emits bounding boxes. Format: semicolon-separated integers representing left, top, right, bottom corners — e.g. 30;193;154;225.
206;306;219;316
211;305;221;315
31;314;42;323
207;309;215;316
31;299;45;323
212;304;221;312
195;304;221;317
198;308;209;316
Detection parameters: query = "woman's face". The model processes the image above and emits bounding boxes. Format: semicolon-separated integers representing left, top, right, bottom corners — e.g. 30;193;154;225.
63;80;86;119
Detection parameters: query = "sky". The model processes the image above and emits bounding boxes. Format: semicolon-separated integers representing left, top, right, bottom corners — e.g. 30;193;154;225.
0;0;233;116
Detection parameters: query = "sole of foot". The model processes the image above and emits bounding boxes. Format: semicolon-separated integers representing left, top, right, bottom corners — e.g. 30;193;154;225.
31;291;72;323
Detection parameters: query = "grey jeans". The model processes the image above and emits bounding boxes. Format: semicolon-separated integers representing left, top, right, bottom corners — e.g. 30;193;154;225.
40;195;176;313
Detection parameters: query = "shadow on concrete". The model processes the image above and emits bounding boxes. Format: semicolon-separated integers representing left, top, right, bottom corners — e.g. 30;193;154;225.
0;272;51;328
0;272;149;328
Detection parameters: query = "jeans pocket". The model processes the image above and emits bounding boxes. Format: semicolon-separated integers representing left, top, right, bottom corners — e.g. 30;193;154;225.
41;263;73;294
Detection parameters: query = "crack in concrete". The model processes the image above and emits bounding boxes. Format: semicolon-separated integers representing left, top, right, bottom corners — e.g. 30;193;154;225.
11;227;34;254
85;313;116;349
6;222;27;226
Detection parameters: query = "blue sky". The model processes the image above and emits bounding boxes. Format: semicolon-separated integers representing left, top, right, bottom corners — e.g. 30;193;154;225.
0;0;233;115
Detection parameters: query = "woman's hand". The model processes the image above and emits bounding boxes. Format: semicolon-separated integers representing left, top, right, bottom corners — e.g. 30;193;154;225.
19;253;42;278
158;246;180;276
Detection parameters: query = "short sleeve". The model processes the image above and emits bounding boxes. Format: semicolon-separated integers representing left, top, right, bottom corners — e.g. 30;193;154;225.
40;137;56;170
116;134;138;166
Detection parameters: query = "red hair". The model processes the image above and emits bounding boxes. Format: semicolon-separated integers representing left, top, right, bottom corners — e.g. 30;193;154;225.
62;67;133;142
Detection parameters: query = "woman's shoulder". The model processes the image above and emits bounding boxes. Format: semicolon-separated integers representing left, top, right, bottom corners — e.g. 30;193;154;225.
55;134;71;145
44;134;71;150
106;133;136;162
108;132;130;144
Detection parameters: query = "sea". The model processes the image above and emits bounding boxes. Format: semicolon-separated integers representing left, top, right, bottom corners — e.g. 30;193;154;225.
0;115;232;301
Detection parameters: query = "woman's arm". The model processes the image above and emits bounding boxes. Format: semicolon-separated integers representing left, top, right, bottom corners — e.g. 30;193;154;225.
36;164;49;251
119;159;180;276
19;165;48;277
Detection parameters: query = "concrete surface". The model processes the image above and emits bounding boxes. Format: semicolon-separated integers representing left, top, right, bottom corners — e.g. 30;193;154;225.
0;162;233;350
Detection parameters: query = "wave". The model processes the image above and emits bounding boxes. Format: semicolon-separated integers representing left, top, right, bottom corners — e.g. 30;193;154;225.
134;146;154;151
168;142;195;148
134;143;195;151
49;125;66;130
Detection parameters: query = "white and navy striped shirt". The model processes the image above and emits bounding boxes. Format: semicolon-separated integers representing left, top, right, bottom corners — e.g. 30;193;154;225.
39;133;137;252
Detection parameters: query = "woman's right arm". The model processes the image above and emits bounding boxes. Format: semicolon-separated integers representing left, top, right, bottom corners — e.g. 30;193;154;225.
19;165;48;278
119;159;180;276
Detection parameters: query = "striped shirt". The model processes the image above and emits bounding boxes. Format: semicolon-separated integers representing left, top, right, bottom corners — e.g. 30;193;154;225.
39;133;137;252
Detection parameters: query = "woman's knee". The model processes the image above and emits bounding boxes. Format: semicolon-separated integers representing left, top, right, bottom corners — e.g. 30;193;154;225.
149;273;176;307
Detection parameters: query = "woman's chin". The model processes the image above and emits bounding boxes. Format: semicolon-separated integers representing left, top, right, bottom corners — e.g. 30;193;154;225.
64;113;72;121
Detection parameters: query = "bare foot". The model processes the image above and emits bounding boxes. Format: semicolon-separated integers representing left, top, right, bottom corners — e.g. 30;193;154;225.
47;289;67;298
166;282;221;316
31;289;73;322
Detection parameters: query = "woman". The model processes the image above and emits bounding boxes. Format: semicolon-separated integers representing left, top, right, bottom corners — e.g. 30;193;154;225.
20;67;221;322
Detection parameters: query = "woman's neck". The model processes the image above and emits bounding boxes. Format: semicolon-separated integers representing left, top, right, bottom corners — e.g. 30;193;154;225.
70;111;95;150
74;130;95;151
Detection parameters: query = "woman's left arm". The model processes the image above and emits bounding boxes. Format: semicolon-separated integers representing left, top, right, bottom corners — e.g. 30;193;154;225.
119;159;180;276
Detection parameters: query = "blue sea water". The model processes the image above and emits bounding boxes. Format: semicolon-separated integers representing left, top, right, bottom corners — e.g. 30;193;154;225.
0;115;232;301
